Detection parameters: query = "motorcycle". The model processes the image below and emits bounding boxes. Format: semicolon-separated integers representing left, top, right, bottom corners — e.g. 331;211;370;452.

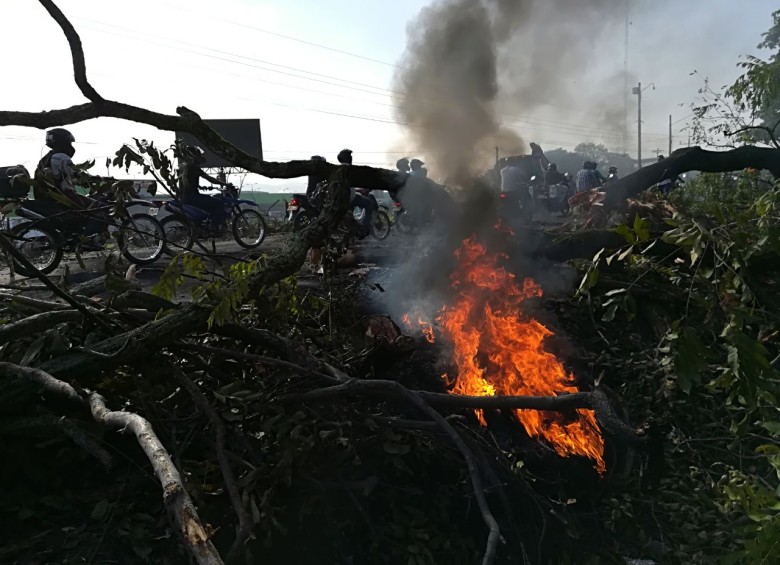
290;183;391;241
8;189;165;277
160;184;267;256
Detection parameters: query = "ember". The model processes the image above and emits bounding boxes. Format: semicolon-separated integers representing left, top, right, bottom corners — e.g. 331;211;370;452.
438;236;606;473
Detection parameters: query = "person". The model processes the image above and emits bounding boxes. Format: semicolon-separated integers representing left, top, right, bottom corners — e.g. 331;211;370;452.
396;157;410;175
500;156;531;219
574;161;604;192
410;158;428;178
606;166;619;183
544;163;566;187
34;128;105;243
177;145;230;228
337;148;376;238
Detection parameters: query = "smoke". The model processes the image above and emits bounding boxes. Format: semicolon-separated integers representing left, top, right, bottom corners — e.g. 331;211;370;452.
393;0;637;185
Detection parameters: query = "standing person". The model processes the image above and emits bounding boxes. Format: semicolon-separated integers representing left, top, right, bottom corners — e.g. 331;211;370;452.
177;146;230;229
605;166;619;183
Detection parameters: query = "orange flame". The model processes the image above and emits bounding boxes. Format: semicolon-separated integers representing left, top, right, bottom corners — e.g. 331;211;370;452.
438;236;605;473
418;318;436;343
401;313;412;329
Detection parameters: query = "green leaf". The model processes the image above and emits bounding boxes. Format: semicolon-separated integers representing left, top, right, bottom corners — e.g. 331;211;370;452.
674;327;709;394
614;224;637;245
578;267;600;295
633;214;650;242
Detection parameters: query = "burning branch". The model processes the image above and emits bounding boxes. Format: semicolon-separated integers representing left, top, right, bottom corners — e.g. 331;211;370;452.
0;362;223;565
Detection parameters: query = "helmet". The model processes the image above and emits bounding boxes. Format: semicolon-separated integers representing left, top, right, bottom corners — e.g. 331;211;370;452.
410;158;425;170
337;149;353;164
185;146;205;160
547;163;557;171
45;128;75;149
310;155;325;162
608;166;617;173
396;157;410;171
657;155;665;161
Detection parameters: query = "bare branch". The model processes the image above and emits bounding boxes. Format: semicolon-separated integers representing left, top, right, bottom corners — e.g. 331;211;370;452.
37;0;103;102
0;309;82;345
0;362;223;565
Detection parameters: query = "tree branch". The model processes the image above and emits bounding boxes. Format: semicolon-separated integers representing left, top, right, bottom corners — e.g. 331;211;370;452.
604;145;780;206
0;309;82;345
37;0;103;102
0;361;223;565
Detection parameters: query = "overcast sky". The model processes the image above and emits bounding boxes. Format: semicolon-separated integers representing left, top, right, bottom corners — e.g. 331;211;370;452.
1;0;776;191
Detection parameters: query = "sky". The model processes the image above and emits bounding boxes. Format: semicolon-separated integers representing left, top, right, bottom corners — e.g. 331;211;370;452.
1;0;777;192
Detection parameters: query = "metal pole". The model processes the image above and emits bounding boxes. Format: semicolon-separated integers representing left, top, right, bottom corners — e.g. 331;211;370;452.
668;114;672;156
637;82;642;169
623;0;629;154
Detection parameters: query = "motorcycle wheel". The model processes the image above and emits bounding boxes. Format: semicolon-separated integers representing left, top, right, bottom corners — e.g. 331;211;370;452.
10;222;62;277
160;215;195;256
232;208;267;249
370;211;391;240
118;213;165;265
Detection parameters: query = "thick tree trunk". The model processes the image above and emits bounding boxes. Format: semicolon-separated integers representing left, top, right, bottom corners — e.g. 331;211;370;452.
603;145;780;207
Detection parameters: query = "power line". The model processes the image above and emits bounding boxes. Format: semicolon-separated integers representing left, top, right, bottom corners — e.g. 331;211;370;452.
78;19;667;141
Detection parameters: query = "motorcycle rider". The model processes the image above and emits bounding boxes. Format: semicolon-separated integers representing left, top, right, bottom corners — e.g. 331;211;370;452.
544;162;567;187
337;149;376;238
177;145;230;229
34;128;105;244
606;166;619;183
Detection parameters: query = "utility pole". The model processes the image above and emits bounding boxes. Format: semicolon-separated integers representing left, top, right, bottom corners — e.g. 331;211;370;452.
632;81;655;169
623;0;630;154
668;114;672;156
636;82;642;168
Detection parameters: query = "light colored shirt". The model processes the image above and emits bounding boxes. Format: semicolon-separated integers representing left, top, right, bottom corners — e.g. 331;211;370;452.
50;152;76;192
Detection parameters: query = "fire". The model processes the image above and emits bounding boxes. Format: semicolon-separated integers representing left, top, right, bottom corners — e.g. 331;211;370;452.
418;318;436;343
438;236;606;473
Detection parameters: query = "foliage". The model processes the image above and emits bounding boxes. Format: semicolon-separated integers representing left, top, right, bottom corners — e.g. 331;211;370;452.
576;178;780;562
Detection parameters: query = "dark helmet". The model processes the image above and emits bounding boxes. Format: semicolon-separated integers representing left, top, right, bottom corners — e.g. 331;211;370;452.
337;149;353;164
657;155;665;161
608;166;618;173
185;146;205;160
45;128;75;149
396;157;410;171
310;155;325;162
410;158;425;170
547;162;558;171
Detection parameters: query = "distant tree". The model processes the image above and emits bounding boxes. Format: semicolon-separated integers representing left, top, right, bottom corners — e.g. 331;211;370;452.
574;142;610;165
692;10;780;148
